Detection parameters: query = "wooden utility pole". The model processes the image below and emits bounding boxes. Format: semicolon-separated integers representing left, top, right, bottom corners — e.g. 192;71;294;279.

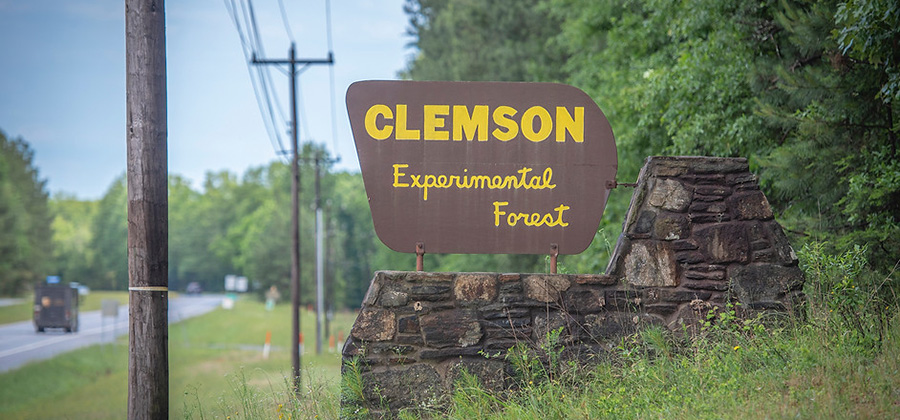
314;152;338;355
126;0;168;418
289;44;302;390
252;44;333;391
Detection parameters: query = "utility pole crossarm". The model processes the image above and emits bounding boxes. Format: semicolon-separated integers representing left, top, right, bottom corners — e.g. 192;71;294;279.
251;51;334;65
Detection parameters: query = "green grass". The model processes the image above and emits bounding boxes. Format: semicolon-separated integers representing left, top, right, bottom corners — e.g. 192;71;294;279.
433;315;900;419
3;244;899;419
0;297;356;419
0;290;131;325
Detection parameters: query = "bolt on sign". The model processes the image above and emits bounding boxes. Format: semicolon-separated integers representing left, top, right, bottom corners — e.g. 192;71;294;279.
346;80;617;255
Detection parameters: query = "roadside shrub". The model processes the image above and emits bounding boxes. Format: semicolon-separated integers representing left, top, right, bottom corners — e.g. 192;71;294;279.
799;242;895;351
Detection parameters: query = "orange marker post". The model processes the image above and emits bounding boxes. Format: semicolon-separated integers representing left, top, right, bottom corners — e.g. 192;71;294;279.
263;331;272;360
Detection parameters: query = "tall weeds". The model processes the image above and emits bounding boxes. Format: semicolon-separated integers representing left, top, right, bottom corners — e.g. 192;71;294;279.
439;242;900;419
182;367;340;420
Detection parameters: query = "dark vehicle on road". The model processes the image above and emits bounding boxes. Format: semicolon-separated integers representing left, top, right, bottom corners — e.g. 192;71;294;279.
186;282;202;295
33;283;79;333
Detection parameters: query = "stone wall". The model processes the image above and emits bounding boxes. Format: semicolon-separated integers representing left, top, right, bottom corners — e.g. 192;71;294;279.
341;156;804;416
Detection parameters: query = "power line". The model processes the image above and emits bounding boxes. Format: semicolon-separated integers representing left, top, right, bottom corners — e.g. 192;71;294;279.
225;0;287;159
325;0;334;52
277;0;295;42
225;0;292;160
326;0;338;153
246;0;290;138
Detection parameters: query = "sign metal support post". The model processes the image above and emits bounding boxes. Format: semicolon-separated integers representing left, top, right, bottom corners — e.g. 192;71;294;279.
549;243;559;274
416;242;425;272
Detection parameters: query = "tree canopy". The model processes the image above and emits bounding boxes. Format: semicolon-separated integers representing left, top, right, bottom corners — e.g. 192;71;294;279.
0;130;52;295
403;0;899;272
3;0;897;305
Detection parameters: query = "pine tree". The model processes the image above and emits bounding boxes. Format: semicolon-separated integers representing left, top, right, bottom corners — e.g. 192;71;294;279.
0;130;53;295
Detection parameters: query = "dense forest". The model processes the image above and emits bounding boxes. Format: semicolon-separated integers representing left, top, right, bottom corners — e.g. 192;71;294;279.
1;137;398;309
403;0;898;269
1;0;897;309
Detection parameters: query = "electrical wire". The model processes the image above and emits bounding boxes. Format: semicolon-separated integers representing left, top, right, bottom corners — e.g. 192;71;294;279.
247;0;292;146
325;0;334;52
224;0;337;161
326;0;339;156
230;0;287;158
277;0;295;43
224;0;287;160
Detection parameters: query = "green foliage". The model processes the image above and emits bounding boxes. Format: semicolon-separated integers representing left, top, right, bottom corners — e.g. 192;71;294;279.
11;0;900;310
339;356;371;419
799;241;893;350
402;0;568;82
49;195;98;287
446;372;504;419
502;326;570;389
402;0;900;275
0;130;52;295
37;139;382;308
89;176;128;290
835;0;900;102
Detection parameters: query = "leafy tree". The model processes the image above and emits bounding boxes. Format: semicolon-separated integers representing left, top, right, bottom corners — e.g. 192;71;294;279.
402;0;900;273
402;0;568;82
835;0;900;102
49;194;97;287
0;130;53;295
168;175;206;291
225;162;291;296
555;0;899;269
90;176;127;290
330;171;378;307
752;0;899;268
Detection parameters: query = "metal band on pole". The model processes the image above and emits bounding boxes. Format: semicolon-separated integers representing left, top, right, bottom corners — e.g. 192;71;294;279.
128;287;169;292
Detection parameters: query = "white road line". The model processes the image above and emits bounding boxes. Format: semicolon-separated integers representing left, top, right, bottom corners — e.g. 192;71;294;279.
0;319;129;359
0;297;220;366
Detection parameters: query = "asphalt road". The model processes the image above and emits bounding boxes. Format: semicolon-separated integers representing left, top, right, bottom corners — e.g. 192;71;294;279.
0;294;222;373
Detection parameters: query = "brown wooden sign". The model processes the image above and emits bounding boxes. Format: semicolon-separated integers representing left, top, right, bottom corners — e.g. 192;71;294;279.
346;80;617;255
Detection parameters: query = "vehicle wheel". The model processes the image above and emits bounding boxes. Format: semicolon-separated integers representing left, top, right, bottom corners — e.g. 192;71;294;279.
36;326;44;333
72;320;79;333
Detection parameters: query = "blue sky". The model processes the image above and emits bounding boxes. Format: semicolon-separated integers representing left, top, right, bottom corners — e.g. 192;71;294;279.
0;0;410;199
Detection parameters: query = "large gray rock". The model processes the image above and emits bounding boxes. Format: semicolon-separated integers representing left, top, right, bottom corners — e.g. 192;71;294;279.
454;273;498;302
361;364;443;411
442;358;507;392
625;241;678;287
729;263;804;304
694;223;749;263
728;190;774;220
420;309;482;348
524;275;571;302
351;308;396;342
648;179;692;212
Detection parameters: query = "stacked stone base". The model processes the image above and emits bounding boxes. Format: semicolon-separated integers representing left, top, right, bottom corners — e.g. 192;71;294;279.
342;156;804;416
